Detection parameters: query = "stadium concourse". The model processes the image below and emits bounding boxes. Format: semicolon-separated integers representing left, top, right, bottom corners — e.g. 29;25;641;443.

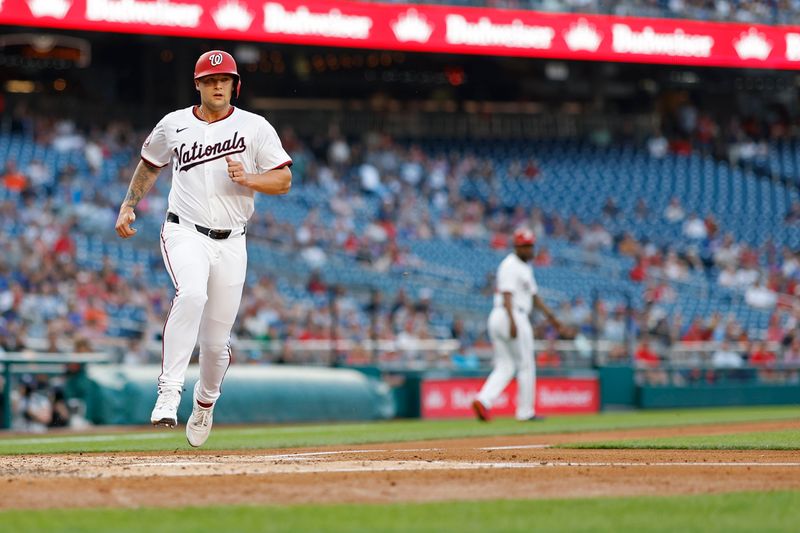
3;101;800;394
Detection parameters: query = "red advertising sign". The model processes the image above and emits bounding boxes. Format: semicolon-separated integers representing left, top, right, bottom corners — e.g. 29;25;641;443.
1;0;800;69
421;376;600;419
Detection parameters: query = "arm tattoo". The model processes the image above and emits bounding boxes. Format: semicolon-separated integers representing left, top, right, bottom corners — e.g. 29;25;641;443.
123;161;160;208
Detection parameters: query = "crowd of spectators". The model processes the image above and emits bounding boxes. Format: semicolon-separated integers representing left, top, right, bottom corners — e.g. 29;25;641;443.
376;0;800;25
2;104;800;430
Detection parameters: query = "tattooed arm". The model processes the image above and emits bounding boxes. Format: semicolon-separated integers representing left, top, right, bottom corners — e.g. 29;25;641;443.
115;159;162;239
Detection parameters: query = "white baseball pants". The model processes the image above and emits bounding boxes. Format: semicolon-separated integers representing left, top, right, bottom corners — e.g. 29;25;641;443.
476;307;536;420
158;220;247;405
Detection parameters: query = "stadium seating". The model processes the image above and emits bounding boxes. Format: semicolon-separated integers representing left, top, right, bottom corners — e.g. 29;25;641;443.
0;131;783;345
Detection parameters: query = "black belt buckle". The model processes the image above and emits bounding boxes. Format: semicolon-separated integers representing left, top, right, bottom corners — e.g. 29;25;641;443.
167;212;232;240
201;227;232;240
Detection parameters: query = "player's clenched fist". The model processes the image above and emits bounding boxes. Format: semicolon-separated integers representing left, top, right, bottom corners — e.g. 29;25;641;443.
115;206;137;239
226;156;247;185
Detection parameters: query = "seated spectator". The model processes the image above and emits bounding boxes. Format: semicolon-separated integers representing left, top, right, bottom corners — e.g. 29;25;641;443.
663;251;688;281
713;233;739;269
533;246;552;267
582;222;612;251
765;314;786;343
681;318;712;343
635;339;660;367
749;342;776;367
781;249;800;278
489;230;508;250
523;158;540;179
663;197;685;223
682;213;707;240
617;232;641;257
745;280;777;309
570;297;591;326
14;376;52;432
644;281;676;304
25;159;51;192
735;264;760;290
712;342;743;368
683;246;705;273
647;132;669;159
635;338;669;385
2;161;27;193
783;336;800;365
602;306;627;343
52;228;76;259
536;340;561;368
629;255;648;283
718;264;738;289
306;270;327;295
704;215;719;240
602;197;620;219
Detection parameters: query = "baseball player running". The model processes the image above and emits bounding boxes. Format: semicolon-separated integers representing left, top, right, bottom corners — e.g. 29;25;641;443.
472;228;563;422
115;50;292;446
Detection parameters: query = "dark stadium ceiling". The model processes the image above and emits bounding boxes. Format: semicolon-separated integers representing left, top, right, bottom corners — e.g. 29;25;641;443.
1;28;798;126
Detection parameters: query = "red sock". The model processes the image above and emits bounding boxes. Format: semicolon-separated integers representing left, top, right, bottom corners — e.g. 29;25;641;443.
197;400;213;408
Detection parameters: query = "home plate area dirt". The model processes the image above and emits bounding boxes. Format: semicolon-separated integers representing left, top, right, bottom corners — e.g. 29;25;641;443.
1;420;799;510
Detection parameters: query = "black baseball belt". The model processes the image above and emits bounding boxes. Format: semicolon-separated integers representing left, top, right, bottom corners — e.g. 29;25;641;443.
167;212;245;240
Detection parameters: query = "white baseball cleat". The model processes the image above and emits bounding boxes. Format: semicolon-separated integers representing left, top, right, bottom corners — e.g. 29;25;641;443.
186;382;214;447
150;389;181;428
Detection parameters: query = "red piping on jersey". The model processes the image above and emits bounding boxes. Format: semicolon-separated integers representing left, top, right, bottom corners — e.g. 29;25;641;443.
141;155;168;169
161;227;179;289
159;226;179;389
271;159;293;170
159;299;174;388
219;343;233;395
193;105;235;124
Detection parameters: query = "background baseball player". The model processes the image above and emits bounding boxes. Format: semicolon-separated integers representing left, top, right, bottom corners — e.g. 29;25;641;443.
115;50;292;446
472;228;564;422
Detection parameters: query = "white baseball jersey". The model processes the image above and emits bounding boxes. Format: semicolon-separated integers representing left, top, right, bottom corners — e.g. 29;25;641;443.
493;252;538;314
141;106;291;229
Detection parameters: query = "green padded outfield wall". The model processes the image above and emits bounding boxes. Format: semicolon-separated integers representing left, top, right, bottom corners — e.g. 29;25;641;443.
84;365;395;425
598;366;636;409
638;384;800;408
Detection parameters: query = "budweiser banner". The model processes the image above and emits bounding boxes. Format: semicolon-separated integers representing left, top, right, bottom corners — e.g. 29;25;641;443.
1;0;799;69
421;376;600;418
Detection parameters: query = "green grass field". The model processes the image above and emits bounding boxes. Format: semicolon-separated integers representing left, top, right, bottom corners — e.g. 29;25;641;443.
2;406;798;532
2;491;798;533
0;405;797;455
566;428;800;450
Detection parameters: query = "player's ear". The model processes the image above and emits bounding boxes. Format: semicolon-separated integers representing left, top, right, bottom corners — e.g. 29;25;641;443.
195;80;200;92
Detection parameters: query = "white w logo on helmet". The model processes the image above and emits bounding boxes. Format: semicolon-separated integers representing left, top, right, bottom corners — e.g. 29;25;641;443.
209;53;224;66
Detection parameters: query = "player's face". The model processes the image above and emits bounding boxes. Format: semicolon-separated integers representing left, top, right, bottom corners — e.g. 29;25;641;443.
515;244;534;261
195;74;234;108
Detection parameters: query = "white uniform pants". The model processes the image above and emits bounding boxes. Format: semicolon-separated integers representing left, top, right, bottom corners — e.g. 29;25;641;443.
158;220;247;405
477;308;536;420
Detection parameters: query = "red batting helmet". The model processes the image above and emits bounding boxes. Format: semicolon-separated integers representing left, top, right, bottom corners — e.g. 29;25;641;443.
512;228;536;246
194;50;241;98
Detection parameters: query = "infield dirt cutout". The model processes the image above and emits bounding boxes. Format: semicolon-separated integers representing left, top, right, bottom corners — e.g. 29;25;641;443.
1;419;798;509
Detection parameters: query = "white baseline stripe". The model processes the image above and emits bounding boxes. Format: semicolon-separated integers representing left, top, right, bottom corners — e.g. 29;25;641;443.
312;461;800;472
125;460;800;471
478;444;552;450
260;449;388;460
